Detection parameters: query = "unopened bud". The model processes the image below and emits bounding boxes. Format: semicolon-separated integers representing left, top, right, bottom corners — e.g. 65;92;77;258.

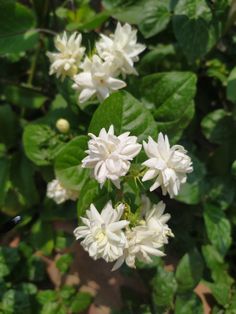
56;118;70;133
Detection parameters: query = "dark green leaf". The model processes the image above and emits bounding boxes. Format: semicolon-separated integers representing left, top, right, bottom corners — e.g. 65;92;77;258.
0;247;20;278
89;91;157;142
0;105;19;148
30;220;54;255
4;85;47;109
0;157;10;205
23;124;64;166
0;0;38;55
55;136;89;190
56;254;73;273
201;109;235;144
141;72;197;142
152;267;177;308
174;293;204;314
70;292;92;313
175;248;203;292
203;203;232;256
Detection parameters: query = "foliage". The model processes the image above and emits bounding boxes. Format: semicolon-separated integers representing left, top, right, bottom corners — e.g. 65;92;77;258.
0;0;236;313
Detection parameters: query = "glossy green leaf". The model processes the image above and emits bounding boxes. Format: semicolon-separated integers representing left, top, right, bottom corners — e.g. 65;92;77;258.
203;203;232;256
141;72;196;142
55;136;89;190
172;0;229;63
89;91;157;141
4;85;47;109
174;293;204;314
201;109;235;144
152;267;177;308
23;124;64;166
175;248;203;292
104;0;170;38
0;0;38;55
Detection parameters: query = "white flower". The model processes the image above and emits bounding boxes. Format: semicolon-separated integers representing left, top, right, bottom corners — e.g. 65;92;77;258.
142;133;193;198
47;32;85;80
72;55;126;103
96;22;146;76
82;125;142;188
112;201;173;270
74;202;129;262
145;201;174;242
46;179;79;204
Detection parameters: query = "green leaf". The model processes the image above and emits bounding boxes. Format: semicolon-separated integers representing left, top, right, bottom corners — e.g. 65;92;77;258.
172;0;229;63
174;293;204;314
55;136;89;190
89;91;157;142
0;157;10;205
202;245;233;284
227;67;236;103
56;254;73;273
172;0;213;62
4;85;47;109
37;290;57;304
232;160;236;177
0;105;19;148
141;72;197;142
175;248;203;292
105;0;170;38
77;179;101;218
70;292;92;313
23;124;64;166
201;109;236;144
152;267;177;308
0;247;20;278
30;220;54;255
10;153;39;206
206;176;235;210
176;155;206;205
205;281;231;307
203;203;232;256
1;289;31;314
0;0;38;55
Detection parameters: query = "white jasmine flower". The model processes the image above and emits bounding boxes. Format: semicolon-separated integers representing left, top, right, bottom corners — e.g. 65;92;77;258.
96;22;146;76
82;125;142;188
112;201;173;270
142;133;193;198
145;201;174;242
74;202;129;262
46;179;79;204
112;226;165;270
72;55;126;103
47;32;85;80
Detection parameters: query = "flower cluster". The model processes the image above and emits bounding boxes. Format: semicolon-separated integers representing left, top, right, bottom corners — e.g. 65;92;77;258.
47;179;79;204
82;125;193;197
74;200;173;269
47;23;145;103
73;125;193;269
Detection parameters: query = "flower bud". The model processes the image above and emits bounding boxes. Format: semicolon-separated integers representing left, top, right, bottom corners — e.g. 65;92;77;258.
56;118;70;133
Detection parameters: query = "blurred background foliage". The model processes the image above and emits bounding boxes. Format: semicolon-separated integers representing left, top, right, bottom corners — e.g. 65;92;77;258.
0;0;236;313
